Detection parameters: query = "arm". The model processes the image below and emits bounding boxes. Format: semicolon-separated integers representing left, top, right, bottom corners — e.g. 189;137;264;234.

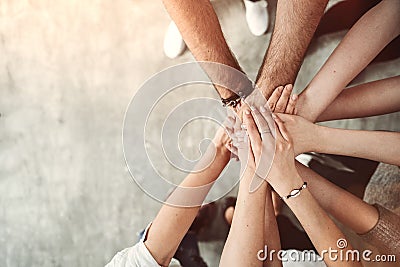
262;186;282;267
162;0;241;99
316;75;400;122
255;0;328;98
317;127;400;166
145;128;231;266
295;162;379;235
297;0;400;122
220;167;269;267
221;113;282;267
277;113;400;166
245;109;359;266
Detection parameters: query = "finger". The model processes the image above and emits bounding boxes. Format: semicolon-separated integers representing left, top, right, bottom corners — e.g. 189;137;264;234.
250;106;271;138
260;106;276;139
231;146;238;158
275;84;293;113
226;106;237;121
226;126;234;138
225;142;233;153
285;94;298;115
225;143;239;160
233;129;248;149
243;109;262;156
224;117;235;137
234;100;242;113
224;116;235;127
274;113;290;122
267;86;283;112
233;114;242;132
273;115;291;142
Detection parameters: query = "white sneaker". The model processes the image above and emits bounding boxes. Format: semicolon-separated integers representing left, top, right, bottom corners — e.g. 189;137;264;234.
163;21;186;59
243;0;269;36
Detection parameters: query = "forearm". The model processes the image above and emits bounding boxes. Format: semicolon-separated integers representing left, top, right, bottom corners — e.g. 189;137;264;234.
317;76;400;122
298;0;400;122
256;0;328;98
145;144;230;266
272;174;360;267
295;162;378;235
220;169;267;267
316;127;400;166
263;187;282;267
162;0;241;99
273;174;361;266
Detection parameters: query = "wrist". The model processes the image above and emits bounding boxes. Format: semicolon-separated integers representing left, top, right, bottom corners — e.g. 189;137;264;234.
270;173;304;198
255;79;271;98
214;142;230;156
313;124;329;153
297;88;319;122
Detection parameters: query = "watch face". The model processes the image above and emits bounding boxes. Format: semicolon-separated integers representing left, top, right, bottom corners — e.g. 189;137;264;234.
289;189;301;198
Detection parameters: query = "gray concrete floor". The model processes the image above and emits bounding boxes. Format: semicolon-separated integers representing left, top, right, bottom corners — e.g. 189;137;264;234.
0;0;399;266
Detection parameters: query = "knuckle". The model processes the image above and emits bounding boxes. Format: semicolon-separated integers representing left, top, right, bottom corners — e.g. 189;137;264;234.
276;142;284;151
287;141;293;149
269;102;275;110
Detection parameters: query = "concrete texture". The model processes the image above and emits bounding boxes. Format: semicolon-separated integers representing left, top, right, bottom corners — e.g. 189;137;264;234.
0;0;399;266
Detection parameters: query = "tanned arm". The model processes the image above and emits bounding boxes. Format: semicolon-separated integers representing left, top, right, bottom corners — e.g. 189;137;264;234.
255;0;328;98
162;0;242;99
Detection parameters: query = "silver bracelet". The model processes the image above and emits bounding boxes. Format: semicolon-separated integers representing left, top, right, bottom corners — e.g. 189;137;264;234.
280;182;307;200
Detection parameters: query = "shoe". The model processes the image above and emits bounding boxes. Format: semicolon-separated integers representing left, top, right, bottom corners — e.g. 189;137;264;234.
163;21;186;59
243;0;269;36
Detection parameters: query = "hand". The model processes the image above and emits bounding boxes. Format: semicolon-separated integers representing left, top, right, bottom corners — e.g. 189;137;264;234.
274;114;322;155
242;106;275;180
267;84;298;114
235;83;297;123
226;114;256;171
244;107;303;194
212;123;231;149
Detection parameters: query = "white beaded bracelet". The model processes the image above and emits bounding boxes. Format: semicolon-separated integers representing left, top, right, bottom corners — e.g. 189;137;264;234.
280;182;308;200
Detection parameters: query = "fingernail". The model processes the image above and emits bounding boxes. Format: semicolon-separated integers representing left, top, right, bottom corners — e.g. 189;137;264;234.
278;86;284;92
286;84;293;91
292;94;298;100
250;106;256;111
260;106;266;113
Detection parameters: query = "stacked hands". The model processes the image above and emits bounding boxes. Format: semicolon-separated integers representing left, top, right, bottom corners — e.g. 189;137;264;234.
107;1;400;265
222;84;305;196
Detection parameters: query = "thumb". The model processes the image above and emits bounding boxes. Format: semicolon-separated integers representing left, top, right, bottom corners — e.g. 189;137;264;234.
274;113;291;122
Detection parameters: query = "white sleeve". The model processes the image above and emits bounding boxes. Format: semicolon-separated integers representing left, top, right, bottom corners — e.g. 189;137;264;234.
105;223;161;267
105;241;161;267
